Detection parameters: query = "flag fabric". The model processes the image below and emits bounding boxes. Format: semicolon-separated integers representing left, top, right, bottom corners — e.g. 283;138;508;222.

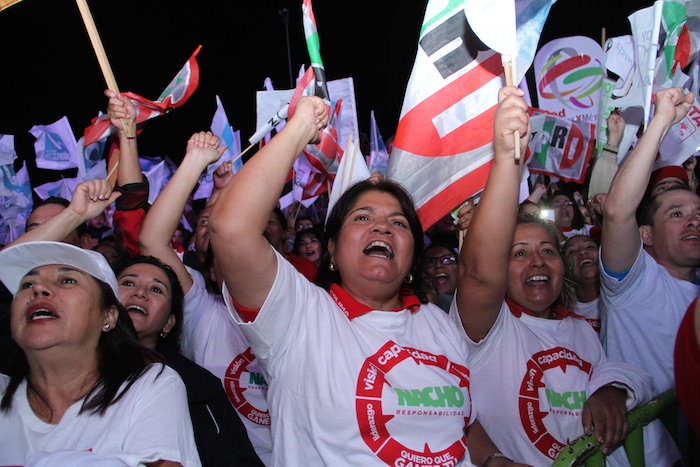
210;95;242;173
30;116;79;170
534;35;605;124
527;109;596;184
0;161;32;243
657;0;700;85
76;136;107;181
83;45;202;146
296;0;342;180
302;0;330;101
140;156;177;204
464;0;553;85
34;177;79;201
326;135;370;223
387;1;506;230
388;0;553;230
0;134;17;166
192;96;242;202
368;111;390;176
256;75;359;157
293;156;327;207
658;95;700;165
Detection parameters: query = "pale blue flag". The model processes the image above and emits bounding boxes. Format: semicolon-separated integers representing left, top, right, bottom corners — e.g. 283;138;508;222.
30;116;79;170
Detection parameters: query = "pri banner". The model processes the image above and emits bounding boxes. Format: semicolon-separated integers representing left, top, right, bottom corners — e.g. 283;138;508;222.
534;36;605;124
658;96;700;165
528;109;596;184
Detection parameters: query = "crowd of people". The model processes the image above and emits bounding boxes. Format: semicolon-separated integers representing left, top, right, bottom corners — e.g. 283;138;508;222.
0;84;698;466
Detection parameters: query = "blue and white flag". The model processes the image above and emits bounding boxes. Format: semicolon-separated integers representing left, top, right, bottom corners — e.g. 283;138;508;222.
76;136;107;181
210;95;242;175
0;134;17;166
140;156;177;204
34;177;79;201
368;111;390;176
0;161;34;240
30;116;79;170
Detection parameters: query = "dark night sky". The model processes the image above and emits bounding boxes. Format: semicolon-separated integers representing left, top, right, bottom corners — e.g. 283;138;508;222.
0;0;648;192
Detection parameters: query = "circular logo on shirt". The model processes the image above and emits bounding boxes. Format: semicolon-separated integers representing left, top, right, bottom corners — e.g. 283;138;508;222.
518;347;593;460
224;347;270;426
356;341;471;466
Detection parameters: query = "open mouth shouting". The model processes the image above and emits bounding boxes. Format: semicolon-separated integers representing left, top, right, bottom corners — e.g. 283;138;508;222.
363;241;394;259
27;305;58;321
126;304;148;316
525;275;549;285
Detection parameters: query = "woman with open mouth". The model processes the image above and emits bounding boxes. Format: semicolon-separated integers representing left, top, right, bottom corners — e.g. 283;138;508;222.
456;86;655;465
0;241;200;466
208;96;512;466
117;255;263;466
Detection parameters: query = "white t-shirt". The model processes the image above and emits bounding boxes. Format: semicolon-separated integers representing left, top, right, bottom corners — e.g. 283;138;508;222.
600;243;699;394
182;268;271;465
0;364;201;467
461;300;652;466
223;248;476;467
572;297;601;333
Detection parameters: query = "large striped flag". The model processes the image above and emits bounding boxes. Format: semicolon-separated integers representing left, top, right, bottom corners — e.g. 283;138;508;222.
388;0;552;230
83;45;202;146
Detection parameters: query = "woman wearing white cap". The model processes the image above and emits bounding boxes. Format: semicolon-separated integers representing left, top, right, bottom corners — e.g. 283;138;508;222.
0;241;201;466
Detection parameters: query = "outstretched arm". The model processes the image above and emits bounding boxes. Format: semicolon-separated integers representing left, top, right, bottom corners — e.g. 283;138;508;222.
4;180;119;248
209;96;327;310
105;90;142;186
139;132;226;294
457;86;531;341
601;87;693;273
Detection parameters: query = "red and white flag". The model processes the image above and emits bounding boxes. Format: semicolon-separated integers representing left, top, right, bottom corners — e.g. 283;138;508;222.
387;1;503;230
527;109;596;184
83;46;202;146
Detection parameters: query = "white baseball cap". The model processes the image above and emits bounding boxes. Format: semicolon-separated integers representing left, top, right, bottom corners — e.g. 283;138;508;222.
0;241;119;298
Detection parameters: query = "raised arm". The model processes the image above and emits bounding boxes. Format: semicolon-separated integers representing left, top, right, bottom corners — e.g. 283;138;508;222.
208;96;327;310
601;88;693;272
105;90;142;186
457;86;531;341
139;132;226;294
4;180;119;248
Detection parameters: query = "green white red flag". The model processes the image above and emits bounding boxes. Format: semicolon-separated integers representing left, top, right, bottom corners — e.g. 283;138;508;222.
527;109;595;184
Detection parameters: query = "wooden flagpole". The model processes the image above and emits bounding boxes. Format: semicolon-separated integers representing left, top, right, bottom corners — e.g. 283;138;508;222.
74;0;135;139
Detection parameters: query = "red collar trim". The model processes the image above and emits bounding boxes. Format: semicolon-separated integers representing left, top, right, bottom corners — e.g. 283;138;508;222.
561;226;573;232
505;298;580;320
329;283;421;320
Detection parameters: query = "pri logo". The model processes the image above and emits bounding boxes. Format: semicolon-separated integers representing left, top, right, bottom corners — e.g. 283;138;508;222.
356;341;471;466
